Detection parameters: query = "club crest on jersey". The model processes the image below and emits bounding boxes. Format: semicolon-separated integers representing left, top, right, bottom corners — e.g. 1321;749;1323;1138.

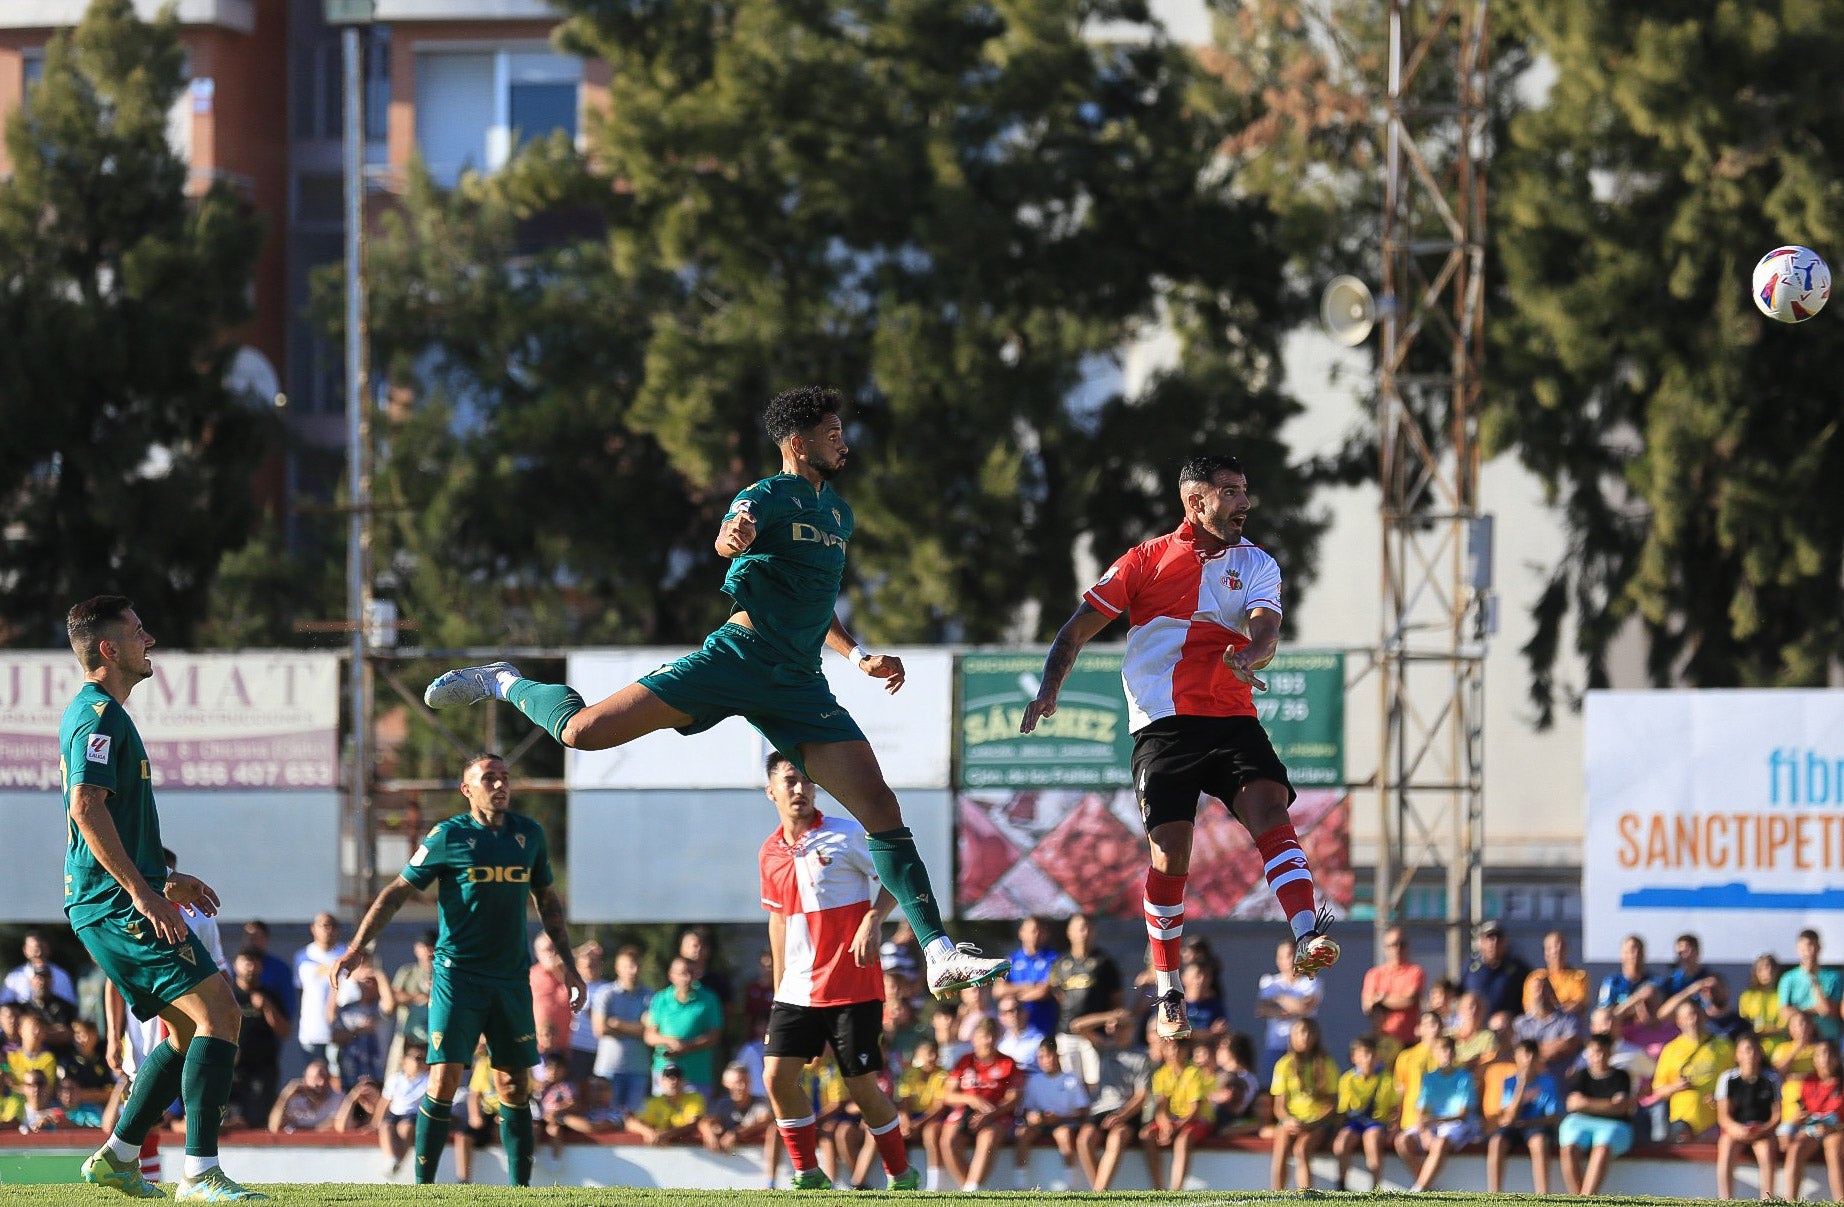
1223;570;1242;590
831;508;841;524
465;837;477;849
515;834;526;849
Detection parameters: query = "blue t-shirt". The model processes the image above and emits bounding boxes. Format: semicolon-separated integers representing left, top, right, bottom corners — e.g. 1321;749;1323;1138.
1007;947;1060;1036
1499;1070;1562;1122
1418;1065;1477;1121
1597;970;1657;1011
1463;957;1530;1019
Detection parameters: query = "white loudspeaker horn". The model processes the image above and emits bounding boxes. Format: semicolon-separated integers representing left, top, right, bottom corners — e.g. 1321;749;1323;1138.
1320;275;1376;346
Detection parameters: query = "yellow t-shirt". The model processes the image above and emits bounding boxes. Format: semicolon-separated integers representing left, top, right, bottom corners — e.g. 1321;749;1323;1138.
1653;1032;1734;1135
637;1090;706;1130
897;1067;949;1114
1153;1063;1216;1122
1524;967;1591;1015
1394;1044;1438;1130
1271;1052;1339;1125
1780;1045;1820;1118
0;1092;23;1124
468;1053;502;1115
1338;1068;1399;1124
1453;1029;1499;1068
1740;988;1784;1048
6;1050;57;1084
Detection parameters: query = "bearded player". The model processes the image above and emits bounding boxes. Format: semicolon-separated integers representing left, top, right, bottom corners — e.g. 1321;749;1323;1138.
1020;455;1339;1042
423;386;1006;1000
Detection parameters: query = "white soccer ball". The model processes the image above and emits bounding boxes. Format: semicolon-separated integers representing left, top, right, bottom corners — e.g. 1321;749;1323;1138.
1752;245;1831;322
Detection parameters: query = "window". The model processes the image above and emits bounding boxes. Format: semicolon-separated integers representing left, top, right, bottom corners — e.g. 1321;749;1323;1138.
22;49;43;97
294;28;390;144
414;48;580;187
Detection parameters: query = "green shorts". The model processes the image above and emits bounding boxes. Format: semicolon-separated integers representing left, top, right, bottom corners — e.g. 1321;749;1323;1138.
639;623;867;772
428;969;539;1071
73;905;218;1022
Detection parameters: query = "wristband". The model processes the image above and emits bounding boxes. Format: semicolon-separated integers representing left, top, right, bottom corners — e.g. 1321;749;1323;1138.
850;645;871;664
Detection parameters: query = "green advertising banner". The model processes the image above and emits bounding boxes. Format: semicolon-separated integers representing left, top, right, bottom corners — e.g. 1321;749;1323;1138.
958;649;1344;789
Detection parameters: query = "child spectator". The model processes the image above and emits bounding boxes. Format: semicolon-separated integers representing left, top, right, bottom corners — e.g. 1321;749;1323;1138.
623;1062;705;1145
19;1069;68;1132
1560;1033;1636;1195
56;1073;103;1128
547;1073;623;1156
1777;1008;1822;1126
1396;1033;1477;1192
1781;1038;1844;1201
1142;1035;1216;1192
1739;955;1785;1052
1254;941;1319;1071
1715;1031;1780;1201
1182;960;1231;1039
0;1068;21;1127
1074;1014;1152;1193
1426;978;1462;1030
1451;992;1500;1069
896;1039;952;1191
5;1011;57;1086
939;1017;1023;1192
699;1062;772;1155
1393;1010;1446;1134
269;1057;345;1134
1333;1034;1398;1191
1012;1039;1090;1189
930;1002;969;1071
375;1043;430;1176
1486;1038;1562;1194
58;1017;114;1109
1651;998;1736;1142
1269;1017;1339;1191
1211;1031;1263;1134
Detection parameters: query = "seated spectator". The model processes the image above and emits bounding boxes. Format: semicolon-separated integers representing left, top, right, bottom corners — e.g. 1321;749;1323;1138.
269;1058;345;1134
1396;1034;1478;1192
1486;1038;1562;1194
1703;977;1754;1043
883;993;926;1072
1715;1031;1780;1201
56;1072;103;1128
1463;921;1531;1029
1582;1004;1658;1089
1392;1010;1446;1134
19;1069;68;1132
1660;933;1713;1003
547;1073;624;1157
1143;1035;1215;1193
623;1062;705;1145
699;1062;771;1154
1652;998;1736;1142
19;967;77;1054
1597;933;1662;1030
1269;1018;1339;1192
5;1011;58;1086
59;1017;114;1108
1776;1008;1823;1125
1426;977;1462;1030
1074;1014;1152;1193
1451;992;1500;1069
1524;929;1590;1018
1781;1038;1844;1201
940;1017;1023;1192
897;1038;953;1191
0;1002;20;1055
1560;1034;1636;1195
955;983;997;1047
1740;955;1785;1051
1333;1034;1398;1191
1012;1039;1090;1189
1515;977;1585;1077
1255;940;1320;1072
0;1068;21;1126
1183;959;1232;1040
930;1001;970;1070
995;999;1047;1069
1210;1031;1263;1134
375;1043;430;1177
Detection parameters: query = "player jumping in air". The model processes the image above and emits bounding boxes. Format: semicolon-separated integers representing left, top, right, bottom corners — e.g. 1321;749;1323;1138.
61;596;268;1201
425;386;1007;1000
1020;455;1339;1042
332;754;585;1187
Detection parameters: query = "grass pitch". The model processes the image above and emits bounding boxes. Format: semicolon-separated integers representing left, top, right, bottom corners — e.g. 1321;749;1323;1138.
0;1192;1728;1206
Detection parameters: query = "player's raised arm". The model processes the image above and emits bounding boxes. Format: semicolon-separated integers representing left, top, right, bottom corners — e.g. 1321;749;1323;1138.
1020;602;1116;734
827;615;904;694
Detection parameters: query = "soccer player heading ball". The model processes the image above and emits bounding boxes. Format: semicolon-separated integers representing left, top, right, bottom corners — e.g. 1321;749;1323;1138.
1021;455;1339;1042
426;386;1008;1000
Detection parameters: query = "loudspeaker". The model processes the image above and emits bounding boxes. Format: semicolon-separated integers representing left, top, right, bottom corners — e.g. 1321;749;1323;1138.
1320;275;1376;346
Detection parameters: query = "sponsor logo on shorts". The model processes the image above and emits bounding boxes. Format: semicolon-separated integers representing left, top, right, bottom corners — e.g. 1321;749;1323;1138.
85;734;112;764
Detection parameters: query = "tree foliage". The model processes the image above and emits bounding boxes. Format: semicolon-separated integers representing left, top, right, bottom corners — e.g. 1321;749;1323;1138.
1489;0;1844;713
349;0;1331;649
0;0;270;647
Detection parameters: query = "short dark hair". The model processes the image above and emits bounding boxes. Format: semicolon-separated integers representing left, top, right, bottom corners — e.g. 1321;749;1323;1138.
245;920;270;937
763;386;842;443
1349;1034;1376;1054
1514;1038;1541;1059
67;596;135;671
1800;928;1822;945
462;752;505;778
1177;455;1244;489
765;750;796;777
234;946;265;965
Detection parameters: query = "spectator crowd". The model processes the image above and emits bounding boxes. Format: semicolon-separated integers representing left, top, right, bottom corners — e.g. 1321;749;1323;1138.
7;909;1844;1196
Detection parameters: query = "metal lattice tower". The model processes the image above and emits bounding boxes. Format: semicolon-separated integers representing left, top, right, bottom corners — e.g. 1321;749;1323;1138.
1374;0;1493;974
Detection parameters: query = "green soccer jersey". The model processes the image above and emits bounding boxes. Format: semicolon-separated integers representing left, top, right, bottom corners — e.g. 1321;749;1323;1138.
402;811;552;984
721;473;854;670
60;682;165;927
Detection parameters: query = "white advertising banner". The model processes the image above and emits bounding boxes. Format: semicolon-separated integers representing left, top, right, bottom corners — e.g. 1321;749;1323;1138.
565;648;953;790
567;789;954;922
0;652;340;792
0;790;342;922
1584;689;1844;963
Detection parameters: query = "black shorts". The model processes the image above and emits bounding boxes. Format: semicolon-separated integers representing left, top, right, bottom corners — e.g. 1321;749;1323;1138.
1130;715;1295;830
764;1000;885;1078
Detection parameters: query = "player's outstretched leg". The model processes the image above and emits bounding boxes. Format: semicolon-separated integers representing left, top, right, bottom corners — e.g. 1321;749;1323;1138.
424;664;690;751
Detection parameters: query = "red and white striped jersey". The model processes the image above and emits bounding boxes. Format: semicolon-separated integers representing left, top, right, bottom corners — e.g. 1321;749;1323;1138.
758;811;886;1008
1083;521;1283;732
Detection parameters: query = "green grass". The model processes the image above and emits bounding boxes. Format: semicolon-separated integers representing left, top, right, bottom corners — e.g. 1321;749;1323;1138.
0;1192;1731;1206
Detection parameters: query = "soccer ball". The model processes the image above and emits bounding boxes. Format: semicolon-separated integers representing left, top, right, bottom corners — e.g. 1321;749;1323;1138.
1752;245;1830;322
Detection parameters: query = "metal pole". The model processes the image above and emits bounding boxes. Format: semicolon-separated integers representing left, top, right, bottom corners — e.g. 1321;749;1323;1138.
342;24;374;903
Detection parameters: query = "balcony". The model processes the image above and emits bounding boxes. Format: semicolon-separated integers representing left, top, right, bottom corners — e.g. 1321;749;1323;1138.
0;0;255;32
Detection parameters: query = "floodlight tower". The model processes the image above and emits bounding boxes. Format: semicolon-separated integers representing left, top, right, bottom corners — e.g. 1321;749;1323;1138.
1374;0;1494;975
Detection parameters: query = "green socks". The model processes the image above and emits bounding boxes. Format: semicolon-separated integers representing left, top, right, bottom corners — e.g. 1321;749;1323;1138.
866;827;947;950
505;680;586;745
113;1038;186;1147
500;1102;534;1186
413;1096;452;1184
179;1036;237;1158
